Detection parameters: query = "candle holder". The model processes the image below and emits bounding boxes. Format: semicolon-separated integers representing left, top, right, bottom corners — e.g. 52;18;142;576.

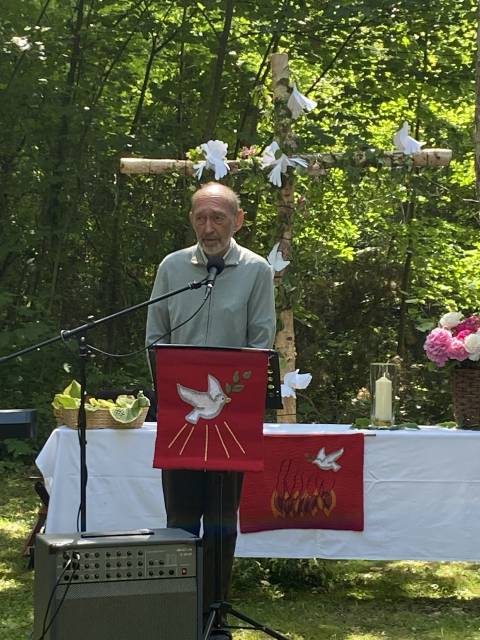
370;362;399;427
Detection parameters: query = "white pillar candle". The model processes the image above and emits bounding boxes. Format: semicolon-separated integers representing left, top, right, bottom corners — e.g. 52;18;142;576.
374;374;392;422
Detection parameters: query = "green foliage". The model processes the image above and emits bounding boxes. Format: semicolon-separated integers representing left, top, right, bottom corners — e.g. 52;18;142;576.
0;439;37;473
0;0;479;449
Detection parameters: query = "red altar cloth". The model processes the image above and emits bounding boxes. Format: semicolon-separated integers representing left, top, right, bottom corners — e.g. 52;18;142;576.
240;433;364;532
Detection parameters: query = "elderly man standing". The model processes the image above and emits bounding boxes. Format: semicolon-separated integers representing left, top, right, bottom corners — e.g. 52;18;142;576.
146;182;276;639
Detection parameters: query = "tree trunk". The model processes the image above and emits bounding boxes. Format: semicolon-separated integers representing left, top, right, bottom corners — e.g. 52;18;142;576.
233;34;279;156
475;0;480;203
42;0;85;313
203;0;235;139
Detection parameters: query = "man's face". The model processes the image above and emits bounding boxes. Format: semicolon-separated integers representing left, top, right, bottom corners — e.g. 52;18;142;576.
190;187;244;257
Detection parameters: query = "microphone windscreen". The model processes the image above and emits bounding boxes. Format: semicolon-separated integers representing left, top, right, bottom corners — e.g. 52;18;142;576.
206;256;225;274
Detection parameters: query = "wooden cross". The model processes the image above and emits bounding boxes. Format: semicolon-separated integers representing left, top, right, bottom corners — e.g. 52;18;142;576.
120;53;452;423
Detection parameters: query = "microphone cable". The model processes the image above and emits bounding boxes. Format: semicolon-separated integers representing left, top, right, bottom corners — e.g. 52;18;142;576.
33;552;80;640
62;288;212;361
203;284;214;345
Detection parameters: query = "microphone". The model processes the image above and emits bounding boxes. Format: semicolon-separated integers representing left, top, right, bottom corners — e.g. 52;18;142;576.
205;256;225;290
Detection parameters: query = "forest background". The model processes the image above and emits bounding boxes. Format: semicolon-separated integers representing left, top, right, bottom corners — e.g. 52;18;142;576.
1;0;479;460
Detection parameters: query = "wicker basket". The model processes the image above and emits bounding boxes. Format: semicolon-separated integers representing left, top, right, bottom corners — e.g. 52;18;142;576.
54;406;149;430
452;367;480;429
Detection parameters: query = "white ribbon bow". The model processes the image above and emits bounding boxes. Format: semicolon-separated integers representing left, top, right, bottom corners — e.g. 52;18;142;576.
193;140;230;180
281;369;312;398
287;83;317;120
267;242;290;273
261;141;308;187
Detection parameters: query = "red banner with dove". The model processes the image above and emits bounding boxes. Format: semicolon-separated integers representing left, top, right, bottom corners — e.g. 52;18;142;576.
152;346;269;472
239;433;364;533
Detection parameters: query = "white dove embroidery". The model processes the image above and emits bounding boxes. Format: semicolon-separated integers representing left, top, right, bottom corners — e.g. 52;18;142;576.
177;374;231;424
311;447;344;472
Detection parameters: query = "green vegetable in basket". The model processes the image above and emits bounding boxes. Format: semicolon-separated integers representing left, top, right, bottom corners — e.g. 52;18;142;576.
52;394;79;410
52;379;82;410
64;380;82;399
53;381;150;424
115;395;136;408
109;395;149;423
136;391;150;408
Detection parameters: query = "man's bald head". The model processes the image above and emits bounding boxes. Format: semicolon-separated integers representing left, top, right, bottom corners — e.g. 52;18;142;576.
191;182;240;217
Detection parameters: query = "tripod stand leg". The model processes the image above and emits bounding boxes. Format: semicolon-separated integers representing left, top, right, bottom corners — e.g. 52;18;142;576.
203;603;220;639
228;605;291;640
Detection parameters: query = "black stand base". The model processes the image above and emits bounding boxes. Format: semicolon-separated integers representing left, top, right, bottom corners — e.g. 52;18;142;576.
203;600;290;640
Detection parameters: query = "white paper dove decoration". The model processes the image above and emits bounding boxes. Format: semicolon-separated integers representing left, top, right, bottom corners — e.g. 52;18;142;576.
267;242;290;273
281;369;312;398
287;83;317;120
261;141;308;187
393;121;425;155
193;140;230;180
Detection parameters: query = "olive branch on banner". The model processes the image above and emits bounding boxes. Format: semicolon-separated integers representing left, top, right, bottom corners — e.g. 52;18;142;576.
225;370;252;395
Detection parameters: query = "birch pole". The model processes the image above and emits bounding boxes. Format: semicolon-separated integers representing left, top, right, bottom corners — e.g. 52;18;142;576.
270;53;298;422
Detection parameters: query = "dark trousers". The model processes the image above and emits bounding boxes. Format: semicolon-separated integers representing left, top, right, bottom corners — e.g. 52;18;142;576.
162;468;244;619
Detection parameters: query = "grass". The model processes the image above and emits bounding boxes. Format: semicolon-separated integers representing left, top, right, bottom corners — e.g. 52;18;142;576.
1;469;480;639
0;468;37;640
229;561;480;639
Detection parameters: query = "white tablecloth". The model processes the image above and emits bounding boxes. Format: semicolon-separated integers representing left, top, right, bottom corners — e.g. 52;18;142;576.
36;423;480;561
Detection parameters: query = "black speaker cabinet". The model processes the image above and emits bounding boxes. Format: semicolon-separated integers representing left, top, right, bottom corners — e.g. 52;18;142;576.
33;528;202;640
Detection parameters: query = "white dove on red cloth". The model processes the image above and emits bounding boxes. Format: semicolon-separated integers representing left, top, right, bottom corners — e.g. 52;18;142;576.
311;446;344;472
177;374;231;424
393;121;425;155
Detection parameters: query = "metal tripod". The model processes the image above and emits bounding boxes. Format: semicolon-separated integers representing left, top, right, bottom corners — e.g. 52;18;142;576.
202;472;290;640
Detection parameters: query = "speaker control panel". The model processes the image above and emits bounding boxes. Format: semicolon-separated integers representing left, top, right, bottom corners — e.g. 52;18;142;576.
58;543;197;584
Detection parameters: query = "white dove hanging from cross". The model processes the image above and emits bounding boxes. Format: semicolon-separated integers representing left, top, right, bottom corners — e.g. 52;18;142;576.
267;242;290;273
177;374;231;424
193;140;230;180
281;369;312;398
393;121;425;155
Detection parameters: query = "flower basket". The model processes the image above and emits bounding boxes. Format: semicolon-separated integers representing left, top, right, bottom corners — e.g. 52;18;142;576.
452;368;480;429
54;406;148;430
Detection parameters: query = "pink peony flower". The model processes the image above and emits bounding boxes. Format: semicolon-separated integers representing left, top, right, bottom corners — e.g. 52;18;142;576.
456;329;473;341
240;146;256;159
447;337;470;361
453;315;480;336
424;328;453;367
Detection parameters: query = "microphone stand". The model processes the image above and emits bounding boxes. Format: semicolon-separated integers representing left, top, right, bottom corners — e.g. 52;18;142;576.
0;278;206;532
202;350;288;640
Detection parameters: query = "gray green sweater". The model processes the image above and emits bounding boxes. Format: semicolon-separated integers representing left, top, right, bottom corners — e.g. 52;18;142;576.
145;239;276;349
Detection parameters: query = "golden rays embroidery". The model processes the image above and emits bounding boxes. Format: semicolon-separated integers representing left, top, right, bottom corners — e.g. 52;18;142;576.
168;419;246;460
